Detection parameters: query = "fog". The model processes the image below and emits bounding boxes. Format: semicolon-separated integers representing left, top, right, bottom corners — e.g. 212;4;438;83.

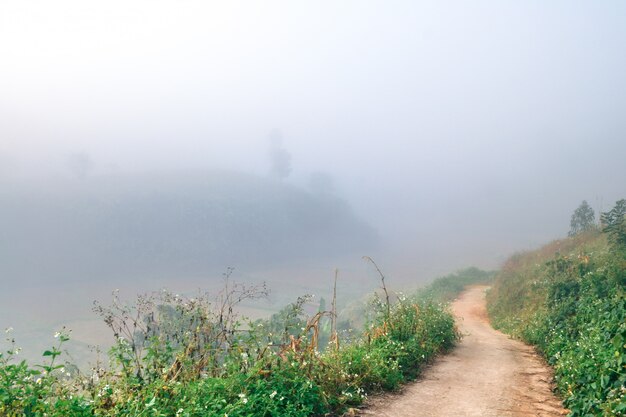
1;1;625;362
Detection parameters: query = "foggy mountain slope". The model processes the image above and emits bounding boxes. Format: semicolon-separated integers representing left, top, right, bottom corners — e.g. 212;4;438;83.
0;170;378;284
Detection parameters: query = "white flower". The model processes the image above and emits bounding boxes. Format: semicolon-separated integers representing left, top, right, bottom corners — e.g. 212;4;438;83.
5;327;13;334
54;331;61;338
269;390;277;399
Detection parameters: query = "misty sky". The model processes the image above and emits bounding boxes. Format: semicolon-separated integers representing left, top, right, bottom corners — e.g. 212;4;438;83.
2;1;626;270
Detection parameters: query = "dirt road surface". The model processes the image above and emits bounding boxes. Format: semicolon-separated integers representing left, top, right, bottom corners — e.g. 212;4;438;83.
358;286;567;417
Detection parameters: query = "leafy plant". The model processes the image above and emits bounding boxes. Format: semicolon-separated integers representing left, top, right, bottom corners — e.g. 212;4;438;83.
0;328;91;417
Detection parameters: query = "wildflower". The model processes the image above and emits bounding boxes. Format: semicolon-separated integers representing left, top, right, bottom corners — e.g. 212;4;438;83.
54;331;61;338
269;390;277;399
5;327;13;334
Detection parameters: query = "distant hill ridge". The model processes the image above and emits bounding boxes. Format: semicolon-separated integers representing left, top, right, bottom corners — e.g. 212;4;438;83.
0;170;378;282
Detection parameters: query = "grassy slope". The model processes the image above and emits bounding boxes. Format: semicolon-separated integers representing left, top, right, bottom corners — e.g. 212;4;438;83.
487;231;626;416
415;266;495;303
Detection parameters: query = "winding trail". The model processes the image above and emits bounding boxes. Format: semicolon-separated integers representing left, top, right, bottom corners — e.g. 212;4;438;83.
359;286;567;417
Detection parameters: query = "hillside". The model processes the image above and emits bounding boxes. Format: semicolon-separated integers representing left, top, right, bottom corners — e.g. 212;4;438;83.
487;228;626;415
0;170;378;283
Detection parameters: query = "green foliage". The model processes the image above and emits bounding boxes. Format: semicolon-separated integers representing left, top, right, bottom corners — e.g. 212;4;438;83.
602;199;626;254
255;295;312;346
416;267;495;303
487;233;626;416
0;328;91;417
0;275;460;417
569;200;596;237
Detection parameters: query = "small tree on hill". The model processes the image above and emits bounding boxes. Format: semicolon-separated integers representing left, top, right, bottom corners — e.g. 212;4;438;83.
66;151;94;180
569;200;596;236
267;129;292;180
601;199;626;251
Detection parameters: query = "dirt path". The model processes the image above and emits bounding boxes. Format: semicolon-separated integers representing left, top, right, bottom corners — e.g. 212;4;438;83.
358;286;567;417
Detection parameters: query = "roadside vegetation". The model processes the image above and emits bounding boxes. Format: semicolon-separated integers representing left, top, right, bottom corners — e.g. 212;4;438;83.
487;199;626;416
415;267;494;303
0;262;492;417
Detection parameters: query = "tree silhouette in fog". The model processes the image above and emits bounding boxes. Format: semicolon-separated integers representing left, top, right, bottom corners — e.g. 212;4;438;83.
66;151;94;180
267;129;291;180
569;200;595;236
